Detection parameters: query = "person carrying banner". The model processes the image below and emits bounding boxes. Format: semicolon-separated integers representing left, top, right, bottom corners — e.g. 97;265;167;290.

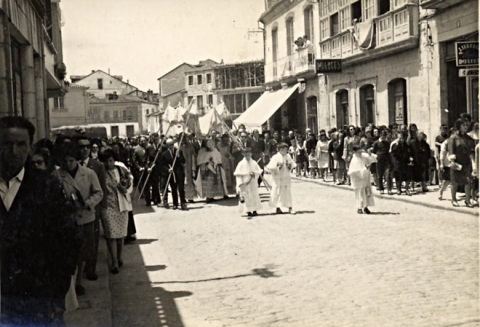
234;147;263;218
159;139;187;210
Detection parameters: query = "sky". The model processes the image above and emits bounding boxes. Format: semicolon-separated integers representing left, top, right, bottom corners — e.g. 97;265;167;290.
61;0;266;92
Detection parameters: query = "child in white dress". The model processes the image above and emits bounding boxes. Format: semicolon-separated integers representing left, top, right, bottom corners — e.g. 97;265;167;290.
347;145;377;214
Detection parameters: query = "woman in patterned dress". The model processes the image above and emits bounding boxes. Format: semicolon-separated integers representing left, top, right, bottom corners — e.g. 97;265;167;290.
100;149;133;274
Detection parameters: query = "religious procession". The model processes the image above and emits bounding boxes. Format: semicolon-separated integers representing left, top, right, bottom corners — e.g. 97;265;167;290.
131;100;299;218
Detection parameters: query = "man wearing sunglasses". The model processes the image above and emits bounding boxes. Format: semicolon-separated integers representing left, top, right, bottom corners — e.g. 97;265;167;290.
77;136;107;282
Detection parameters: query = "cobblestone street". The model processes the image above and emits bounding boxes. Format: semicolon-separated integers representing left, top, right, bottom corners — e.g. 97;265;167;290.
110;179;479;327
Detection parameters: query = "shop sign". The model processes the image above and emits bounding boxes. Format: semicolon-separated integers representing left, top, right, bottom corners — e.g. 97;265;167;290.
316;59;342;73
456;42;478;66
459;68;479;77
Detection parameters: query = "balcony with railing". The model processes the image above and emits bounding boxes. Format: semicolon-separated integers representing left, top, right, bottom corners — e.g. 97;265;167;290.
319;4;418;64
265;47;317;83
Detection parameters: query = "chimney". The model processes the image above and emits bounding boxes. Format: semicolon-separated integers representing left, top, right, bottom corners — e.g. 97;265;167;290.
91;70;95;73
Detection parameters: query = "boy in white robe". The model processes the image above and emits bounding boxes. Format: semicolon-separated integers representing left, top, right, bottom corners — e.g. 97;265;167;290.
266;142;297;214
348;144;377;214
234;147;263;218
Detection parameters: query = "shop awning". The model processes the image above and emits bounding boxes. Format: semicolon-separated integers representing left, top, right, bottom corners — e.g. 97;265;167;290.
234;83;299;129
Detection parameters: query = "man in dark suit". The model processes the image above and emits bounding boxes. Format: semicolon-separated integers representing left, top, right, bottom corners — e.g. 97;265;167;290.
76;136;107;282
132;136;152;205
159;139;186;210
0;116;80;326
146;133;166;207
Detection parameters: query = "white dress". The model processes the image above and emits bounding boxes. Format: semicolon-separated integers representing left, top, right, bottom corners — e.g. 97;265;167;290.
234;158;263;212
348;152;377;209
315;140;330;169
266;153;297;208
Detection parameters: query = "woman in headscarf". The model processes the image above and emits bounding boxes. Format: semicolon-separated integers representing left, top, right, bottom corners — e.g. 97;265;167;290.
196;138;225;203
266;142;297;214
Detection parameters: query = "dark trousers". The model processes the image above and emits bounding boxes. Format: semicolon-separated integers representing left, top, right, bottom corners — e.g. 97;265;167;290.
161;173;185;206
2;296;55;327
84;210;101;275
139;171;152;204
394;170;407;191
376;159;393;191
150;172;161;204
127;211;136;237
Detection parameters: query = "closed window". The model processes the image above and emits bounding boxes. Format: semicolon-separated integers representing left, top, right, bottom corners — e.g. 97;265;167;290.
113;110;118;119
206;73;212;84
97;78;103;89
329;0;338;12
363;0;376;21
321;18;330;41
208;94;213;106
111;126;119;137
330;13;339;36
188;76;194;86
286;17;294;55
197;75;203;85
53;97;65;109
197;95;203;108
104;111;109;119
320;0;328;17
272;28;278;62
188;96;193;105
340;7;351;31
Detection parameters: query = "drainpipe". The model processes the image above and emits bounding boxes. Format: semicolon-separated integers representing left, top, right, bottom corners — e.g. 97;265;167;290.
0;10;13;116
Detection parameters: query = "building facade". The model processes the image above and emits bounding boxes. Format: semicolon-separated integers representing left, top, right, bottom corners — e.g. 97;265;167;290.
184;59;218;114
157;62;195;110
0;0;68;139
261;0;320;134
71;70;138;98
50;84;89;128
260;0;478;141
214;60;265;121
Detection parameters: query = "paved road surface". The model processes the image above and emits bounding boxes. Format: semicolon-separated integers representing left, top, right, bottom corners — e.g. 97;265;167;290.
110;179;479;327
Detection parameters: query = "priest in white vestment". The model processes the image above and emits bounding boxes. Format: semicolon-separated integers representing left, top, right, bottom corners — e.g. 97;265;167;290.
234;147;263;217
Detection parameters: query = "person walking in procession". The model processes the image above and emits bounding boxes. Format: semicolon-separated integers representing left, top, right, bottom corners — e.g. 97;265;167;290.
266;143;297;214
234;147;263;218
348;144;377;214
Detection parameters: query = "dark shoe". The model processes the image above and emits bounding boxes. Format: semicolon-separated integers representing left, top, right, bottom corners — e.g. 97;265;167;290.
206;198;213;203
118;261;123;268
451;200;459;207
110;268;119;274
252;211;258;216
223;195;229;199
363;207;371;214
163;202;170;209
75;285;85;296
146;201;151;206
422;188;429;192
157;203;162;208
188;200;194;203
125;236;136;244
357;209;363;214
86;272;98;281
276;208;283;214
181;203;188;210
247;212;253;217
465;201;474;208
173;205;178;210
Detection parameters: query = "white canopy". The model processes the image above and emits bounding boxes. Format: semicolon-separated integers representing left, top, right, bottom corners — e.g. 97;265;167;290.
234;84;299;129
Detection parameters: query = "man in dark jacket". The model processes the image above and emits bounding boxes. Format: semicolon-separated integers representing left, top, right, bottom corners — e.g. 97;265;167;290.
159;139;186;210
0;116;80;326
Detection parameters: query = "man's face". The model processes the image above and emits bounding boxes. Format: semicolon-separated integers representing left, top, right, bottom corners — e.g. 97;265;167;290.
240;134;247;142
153;136;160;144
62;156;78;172
78;139;91;160
140;138;147;146
264;133;270;140
0;127;31;175
289;131;294;138
244;152;252;160
273;132;279;140
253;131;259;138
222;137;229;145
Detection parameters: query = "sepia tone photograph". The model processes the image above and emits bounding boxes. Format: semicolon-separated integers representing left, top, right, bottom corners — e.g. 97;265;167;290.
0;0;478;326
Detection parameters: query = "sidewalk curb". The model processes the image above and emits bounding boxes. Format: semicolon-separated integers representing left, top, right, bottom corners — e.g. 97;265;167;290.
292;176;479;217
64;238;113;327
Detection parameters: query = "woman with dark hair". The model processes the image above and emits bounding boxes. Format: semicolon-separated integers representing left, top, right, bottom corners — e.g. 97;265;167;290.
407;123;418;143
408;129;431;193
36;138;54;156
100;149;133;273
54;142;103;297
333;131;346;185
30;147;54;172
315;130;329;181
391;131;412;195
449;119;475;207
